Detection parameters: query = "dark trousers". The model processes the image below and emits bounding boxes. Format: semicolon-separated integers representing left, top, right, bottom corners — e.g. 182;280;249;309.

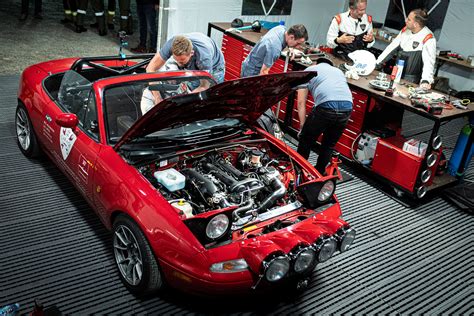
63;0;77;11
297;105;351;174
21;0;42;14
137;3;157;49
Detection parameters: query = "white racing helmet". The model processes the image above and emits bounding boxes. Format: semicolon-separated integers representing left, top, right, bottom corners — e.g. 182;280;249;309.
344;50;376;76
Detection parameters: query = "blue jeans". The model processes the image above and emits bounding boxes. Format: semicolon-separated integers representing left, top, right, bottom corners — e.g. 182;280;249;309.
297;102;352;174
137;3;157;49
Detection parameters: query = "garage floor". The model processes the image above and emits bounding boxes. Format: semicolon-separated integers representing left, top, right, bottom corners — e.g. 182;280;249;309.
1;73;473;314
1;0;473;314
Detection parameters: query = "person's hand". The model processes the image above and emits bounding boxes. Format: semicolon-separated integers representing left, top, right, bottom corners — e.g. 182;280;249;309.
337;33;355;44
420;82;431;90
363;32;374;42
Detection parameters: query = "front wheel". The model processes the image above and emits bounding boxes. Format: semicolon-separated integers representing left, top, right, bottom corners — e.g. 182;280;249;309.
113;215;164;294
15;103;41;157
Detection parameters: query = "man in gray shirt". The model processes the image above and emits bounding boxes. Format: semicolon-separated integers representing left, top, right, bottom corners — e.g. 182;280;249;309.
241;24;308;77
297;58;353;174
147;32;225;91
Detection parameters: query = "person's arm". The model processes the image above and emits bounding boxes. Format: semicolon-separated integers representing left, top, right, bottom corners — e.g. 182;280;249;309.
259;44;280;75
420;37;436;88
326;17;340;48
192;79;210;93
193;56;213;92
259;64;271;75
364;18;375;48
297;88;309;129
146;53;166;73
146;38;172;72
376;31;402;65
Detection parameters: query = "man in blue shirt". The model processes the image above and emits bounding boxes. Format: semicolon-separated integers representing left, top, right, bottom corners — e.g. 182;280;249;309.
147;33;225;90
297;58;353;174
241;24;308;77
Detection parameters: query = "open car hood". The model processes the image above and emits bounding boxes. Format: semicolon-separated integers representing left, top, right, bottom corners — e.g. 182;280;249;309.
114;71;316;150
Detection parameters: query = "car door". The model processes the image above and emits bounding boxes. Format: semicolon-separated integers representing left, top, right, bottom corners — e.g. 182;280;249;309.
58;90;102;202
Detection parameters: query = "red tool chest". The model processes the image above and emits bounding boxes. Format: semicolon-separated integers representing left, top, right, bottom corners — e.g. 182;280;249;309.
371;136;423;191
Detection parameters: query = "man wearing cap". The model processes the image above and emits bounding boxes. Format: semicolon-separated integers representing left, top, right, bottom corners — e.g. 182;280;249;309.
326;0;374;60
376;9;436;89
240;24;308;77
146;33;225;91
297;58;353;175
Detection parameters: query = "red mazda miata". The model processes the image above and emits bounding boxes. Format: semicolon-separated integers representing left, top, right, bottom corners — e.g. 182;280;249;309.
16;55;355;295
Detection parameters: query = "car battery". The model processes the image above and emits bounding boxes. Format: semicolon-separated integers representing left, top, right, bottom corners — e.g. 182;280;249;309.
355;132;379;165
372;136;423;192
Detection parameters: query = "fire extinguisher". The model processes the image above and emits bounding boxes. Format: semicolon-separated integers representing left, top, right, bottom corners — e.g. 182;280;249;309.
448;118;474;177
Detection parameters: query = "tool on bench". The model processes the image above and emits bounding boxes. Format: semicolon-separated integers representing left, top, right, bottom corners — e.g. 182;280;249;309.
411;99;444;115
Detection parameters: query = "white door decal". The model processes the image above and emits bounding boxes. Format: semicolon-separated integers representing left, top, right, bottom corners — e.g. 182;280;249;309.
60;127;77;160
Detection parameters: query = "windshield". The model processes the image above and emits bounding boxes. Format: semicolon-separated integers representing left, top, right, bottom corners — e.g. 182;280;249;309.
150;118;241;138
58;70;92;113
104;76;216;142
120;118;245;156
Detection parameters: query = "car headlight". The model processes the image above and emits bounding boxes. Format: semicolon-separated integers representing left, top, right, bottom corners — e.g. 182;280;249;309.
210;259;248;273
293;246;316;274
264;255;290;282
297;179;337;208
316;238;337;263
205;214;229;240
339;227;356;253
318;180;335;202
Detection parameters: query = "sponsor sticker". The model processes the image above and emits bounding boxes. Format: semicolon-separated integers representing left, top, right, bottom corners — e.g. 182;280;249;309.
60;127;77;160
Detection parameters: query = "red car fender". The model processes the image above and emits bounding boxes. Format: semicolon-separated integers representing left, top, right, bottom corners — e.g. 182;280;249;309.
93;147;209;274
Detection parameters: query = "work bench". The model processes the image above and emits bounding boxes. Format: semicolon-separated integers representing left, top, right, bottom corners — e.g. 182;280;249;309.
208;22;474;199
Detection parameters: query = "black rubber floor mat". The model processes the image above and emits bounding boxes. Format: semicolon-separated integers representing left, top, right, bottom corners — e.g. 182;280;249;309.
2;70;474;314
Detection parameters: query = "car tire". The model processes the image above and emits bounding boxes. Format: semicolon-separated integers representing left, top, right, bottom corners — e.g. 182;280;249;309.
113;215;164;294
15;103;41;158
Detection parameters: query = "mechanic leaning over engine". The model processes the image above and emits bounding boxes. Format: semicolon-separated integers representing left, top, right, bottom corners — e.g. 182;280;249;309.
326;0;375;61
376;9;436;90
240;24;308;77
147;33;225;89
296;58;353;175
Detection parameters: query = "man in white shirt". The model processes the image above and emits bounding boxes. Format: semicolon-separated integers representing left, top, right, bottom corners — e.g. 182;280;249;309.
326;0;375;60
376;9;436;89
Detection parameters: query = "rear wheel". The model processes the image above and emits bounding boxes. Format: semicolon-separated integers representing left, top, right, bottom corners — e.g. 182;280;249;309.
113;215;163;294
15;103;41;157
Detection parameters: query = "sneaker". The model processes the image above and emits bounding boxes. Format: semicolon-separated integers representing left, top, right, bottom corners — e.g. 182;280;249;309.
130;45;147;53
19;13;28;21
33;12;42;19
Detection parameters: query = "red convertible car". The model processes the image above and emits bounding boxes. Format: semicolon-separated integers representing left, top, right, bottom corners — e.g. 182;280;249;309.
16;55;355;295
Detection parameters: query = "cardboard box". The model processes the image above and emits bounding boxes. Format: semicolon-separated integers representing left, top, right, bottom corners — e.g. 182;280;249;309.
403;139;427;158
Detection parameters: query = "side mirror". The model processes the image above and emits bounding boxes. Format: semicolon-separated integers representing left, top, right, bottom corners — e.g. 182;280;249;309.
55;113;78;128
